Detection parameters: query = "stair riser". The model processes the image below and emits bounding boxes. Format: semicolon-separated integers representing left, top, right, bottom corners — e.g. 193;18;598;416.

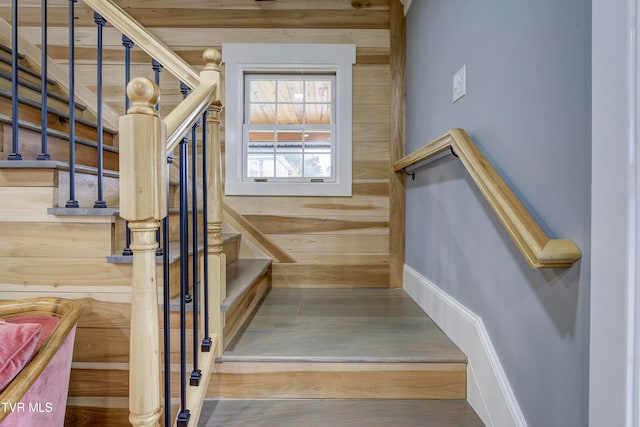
0;165;121;210
0;96;113;145
207;361;467;400
0;221;113;258
223;270;271;348
0;79;88;120
0;58;58;90
2;125;119;170
56;170;119;208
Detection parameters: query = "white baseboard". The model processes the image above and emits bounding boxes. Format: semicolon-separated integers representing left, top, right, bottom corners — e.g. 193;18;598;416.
403;265;528;427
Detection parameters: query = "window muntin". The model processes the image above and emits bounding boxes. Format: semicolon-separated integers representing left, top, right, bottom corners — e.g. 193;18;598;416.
244;74;335;181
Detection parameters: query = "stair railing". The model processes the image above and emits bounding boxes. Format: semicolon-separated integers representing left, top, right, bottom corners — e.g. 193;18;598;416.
4;0;226;425
92;1;225;423
119;48;222;426
393;128;582;268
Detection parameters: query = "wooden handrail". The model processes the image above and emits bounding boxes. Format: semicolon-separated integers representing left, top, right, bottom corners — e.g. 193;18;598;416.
164;49;220;153
393;128;581;269
165;81;215;152
82;0;200;90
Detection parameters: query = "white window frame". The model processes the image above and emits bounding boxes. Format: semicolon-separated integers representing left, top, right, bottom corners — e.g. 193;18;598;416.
223;43;356;196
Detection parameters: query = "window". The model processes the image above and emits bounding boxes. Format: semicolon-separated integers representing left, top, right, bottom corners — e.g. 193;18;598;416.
245;74;335;181
223;44;356;196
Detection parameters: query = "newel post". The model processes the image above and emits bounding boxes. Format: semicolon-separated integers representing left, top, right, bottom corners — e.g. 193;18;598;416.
202;48;226;356
119;77;167;427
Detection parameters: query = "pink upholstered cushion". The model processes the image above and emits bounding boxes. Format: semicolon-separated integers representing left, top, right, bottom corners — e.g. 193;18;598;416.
0;318;42;392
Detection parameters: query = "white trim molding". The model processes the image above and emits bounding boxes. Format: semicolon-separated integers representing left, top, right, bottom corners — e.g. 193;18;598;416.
403;265;528;427
591;0;640;424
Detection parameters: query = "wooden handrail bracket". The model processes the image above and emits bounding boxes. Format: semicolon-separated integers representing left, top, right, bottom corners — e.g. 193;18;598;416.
393;128;581;269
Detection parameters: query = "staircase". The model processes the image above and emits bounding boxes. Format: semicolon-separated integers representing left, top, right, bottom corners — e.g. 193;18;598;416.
0;4;485;426
0;47;273;426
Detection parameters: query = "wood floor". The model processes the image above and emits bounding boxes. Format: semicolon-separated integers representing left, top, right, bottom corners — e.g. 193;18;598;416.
201;288;483;426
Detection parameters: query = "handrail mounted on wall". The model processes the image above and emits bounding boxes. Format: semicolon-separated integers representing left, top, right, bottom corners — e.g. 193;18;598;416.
393;128;581;269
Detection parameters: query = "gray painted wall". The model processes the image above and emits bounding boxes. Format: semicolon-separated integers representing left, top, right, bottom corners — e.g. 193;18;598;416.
404;1;591;426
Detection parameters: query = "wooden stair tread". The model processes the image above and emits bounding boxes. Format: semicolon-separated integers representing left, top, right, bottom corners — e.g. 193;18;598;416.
0;159;118;176
198;399;485;427
220;288;467;364
221;258;272;312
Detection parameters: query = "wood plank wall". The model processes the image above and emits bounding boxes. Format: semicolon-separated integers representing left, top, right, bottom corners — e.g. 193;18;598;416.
0;0;397;288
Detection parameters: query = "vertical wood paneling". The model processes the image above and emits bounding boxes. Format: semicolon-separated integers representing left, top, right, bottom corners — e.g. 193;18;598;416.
0;0;396;286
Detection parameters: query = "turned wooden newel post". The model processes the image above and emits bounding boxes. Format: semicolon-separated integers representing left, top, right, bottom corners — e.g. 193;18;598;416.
119;77;167;427
202;48;226;355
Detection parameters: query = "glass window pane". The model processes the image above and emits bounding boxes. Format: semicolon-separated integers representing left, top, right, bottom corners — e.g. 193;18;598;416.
305;131;332;153
277;131;303;143
278;80;304;103
247;154;275;177
304;104;331;124
305;80;332;103
249;103;276;124
247;142;275;153
276;154;301;177
277;104;303;124
249;80;276;103
248;130;274;142
249;131;274;153
304;130;331;143
244;73;337;183
304;154;331;177
276;131;303;153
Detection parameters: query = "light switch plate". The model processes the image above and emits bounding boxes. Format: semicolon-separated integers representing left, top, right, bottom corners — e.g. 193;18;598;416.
453;65;466;103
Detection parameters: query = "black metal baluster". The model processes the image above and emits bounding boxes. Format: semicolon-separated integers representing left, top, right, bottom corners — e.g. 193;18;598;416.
162;153;172;427
9;0;21;160
153;59;164;256
65;0;78;208
37;0;50;161
201;109;212;352
93;12;106;208
190;118;202;386
180;82;192;308
121;35;133;256
177;135;191;427
176;81;191;427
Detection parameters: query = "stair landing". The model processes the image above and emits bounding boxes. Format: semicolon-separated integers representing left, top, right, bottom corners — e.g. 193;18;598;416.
221;287;465;363
208;288;469;401
204;288;483;425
